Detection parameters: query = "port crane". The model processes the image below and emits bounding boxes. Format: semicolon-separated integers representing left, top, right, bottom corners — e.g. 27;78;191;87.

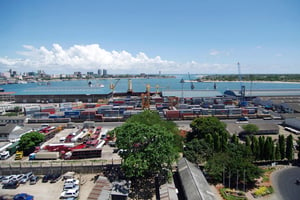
237;62;246;107
188;73;195;90
109;78;120;98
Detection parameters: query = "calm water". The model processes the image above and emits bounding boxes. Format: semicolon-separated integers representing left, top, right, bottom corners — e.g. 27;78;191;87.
1;74;300;95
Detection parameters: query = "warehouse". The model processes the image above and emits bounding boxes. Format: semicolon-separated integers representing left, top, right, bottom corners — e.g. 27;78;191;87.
283;118;300;133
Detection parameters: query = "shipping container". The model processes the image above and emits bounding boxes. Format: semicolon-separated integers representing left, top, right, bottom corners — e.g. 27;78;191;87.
24;106;40;116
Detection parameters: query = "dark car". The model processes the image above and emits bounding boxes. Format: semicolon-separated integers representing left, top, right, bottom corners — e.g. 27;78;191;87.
13;193;34;200
29;176;39;185
42;174;52;183
3;180;20;189
50;173;61;183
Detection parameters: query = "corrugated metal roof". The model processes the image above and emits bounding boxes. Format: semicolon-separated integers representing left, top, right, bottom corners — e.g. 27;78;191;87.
162;90;223;98
177;158;216;200
225;89;300;97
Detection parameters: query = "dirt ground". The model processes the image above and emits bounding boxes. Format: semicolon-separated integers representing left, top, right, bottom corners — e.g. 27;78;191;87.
0;174;96;200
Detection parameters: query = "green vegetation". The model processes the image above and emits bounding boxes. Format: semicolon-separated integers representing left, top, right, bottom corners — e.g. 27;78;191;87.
115;110;181;178
220;188;247;200
200;74;300;82
184;117;262;187
242;124;259;135
18;131;45;156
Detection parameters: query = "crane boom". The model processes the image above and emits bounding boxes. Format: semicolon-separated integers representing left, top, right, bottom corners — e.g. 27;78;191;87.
237;62;246;106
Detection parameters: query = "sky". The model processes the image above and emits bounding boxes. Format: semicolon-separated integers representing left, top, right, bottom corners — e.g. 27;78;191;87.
0;0;299;75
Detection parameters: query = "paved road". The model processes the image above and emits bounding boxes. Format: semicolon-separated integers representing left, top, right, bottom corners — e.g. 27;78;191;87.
272;166;300;200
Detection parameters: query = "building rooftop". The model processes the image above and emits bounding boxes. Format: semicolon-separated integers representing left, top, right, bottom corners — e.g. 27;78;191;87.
225;89;300;97
162;90;223;98
177;158;216;200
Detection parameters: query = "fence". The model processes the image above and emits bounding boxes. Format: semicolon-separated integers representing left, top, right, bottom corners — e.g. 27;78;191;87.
0;159;122;176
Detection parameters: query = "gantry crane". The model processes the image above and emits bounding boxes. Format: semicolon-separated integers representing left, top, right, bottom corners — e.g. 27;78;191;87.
237;62;246;107
109;78;120;98
188;72;195;90
141;84;151;109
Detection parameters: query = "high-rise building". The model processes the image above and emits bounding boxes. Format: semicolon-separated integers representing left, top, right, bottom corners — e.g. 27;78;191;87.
97;69;102;76
103;69;107;76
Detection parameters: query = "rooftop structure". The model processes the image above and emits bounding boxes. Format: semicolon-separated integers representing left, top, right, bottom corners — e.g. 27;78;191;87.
224;89;300;98
162;90;223;98
177;157;216;200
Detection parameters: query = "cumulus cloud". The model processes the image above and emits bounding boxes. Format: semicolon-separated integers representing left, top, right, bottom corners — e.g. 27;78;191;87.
0;44;235;74
209;49;220;56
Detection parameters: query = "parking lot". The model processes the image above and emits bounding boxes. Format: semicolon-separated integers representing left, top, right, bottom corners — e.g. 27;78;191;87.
0;125;122;199
0;173;96;199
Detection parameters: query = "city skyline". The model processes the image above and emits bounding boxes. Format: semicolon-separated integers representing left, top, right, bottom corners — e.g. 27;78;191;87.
0;0;299;74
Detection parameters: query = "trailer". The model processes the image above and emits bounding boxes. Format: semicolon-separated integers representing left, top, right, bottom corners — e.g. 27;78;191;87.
6;142;19;155
30;151;59;160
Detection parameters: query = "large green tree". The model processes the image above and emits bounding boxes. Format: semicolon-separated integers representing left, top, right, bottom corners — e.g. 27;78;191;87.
18;131;45;156
115;111;181;178
286;134;294;161
205;143;262;187
188;116;228;141
278;135;286;160
242;124;259;135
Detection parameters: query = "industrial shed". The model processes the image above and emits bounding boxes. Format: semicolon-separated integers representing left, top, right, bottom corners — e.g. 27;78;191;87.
283;118;300;131
227;123;279;136
224;89;300;98
162;90;223;98
177;158;216;200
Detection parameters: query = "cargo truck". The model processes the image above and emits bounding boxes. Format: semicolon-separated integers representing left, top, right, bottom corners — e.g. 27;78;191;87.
29;151;59;160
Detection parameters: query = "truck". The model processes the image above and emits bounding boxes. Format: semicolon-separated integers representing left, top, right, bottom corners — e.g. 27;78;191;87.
29;151;59;160
6;141;19;156
15;151;23;160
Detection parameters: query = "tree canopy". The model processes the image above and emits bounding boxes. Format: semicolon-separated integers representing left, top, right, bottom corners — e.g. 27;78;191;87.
242;124;259;135
115;111;181;178
18;131;45;156
188;117;228;141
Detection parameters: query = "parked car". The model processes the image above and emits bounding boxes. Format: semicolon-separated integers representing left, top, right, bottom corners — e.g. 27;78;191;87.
63;183;80;191
64;178;79;186
60;189;79;199
50;173;61;183
13;193;34;200
29;176;39;185
3;180;20;189
2;175;16;185
42;174;52;183
14;174;24;182
20;172;33;184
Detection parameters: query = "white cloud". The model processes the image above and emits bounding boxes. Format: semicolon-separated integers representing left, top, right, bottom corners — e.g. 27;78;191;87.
209;49;220;56
0;43;237;74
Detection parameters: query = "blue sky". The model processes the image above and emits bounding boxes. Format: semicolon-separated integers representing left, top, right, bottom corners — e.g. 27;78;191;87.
0;0;299;74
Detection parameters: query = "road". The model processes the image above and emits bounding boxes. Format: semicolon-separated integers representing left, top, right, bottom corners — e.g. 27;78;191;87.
271;166;300;200
24;119;284;130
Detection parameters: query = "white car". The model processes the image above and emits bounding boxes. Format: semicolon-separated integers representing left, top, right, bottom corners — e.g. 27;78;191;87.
2;175;16;184
63;183;80;191
60;189;79;199
64;178;79;186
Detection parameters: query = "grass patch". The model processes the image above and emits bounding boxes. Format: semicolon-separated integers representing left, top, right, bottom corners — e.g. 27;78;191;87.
219;188;247;200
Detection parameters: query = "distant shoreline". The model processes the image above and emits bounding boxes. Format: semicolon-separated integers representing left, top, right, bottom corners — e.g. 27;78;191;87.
202;80;300;84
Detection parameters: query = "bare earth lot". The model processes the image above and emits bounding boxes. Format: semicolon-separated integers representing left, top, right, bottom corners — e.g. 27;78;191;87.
0;174;96;200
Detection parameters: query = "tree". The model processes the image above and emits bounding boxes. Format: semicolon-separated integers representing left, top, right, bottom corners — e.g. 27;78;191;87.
205;143;262;187
242;124;259;135
286;134;294;161
278;135;286;160
115;111;180;178
251;136;260;160
18;131;45;156
275;145;281;160
184;139;213;164
188;117;228;141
